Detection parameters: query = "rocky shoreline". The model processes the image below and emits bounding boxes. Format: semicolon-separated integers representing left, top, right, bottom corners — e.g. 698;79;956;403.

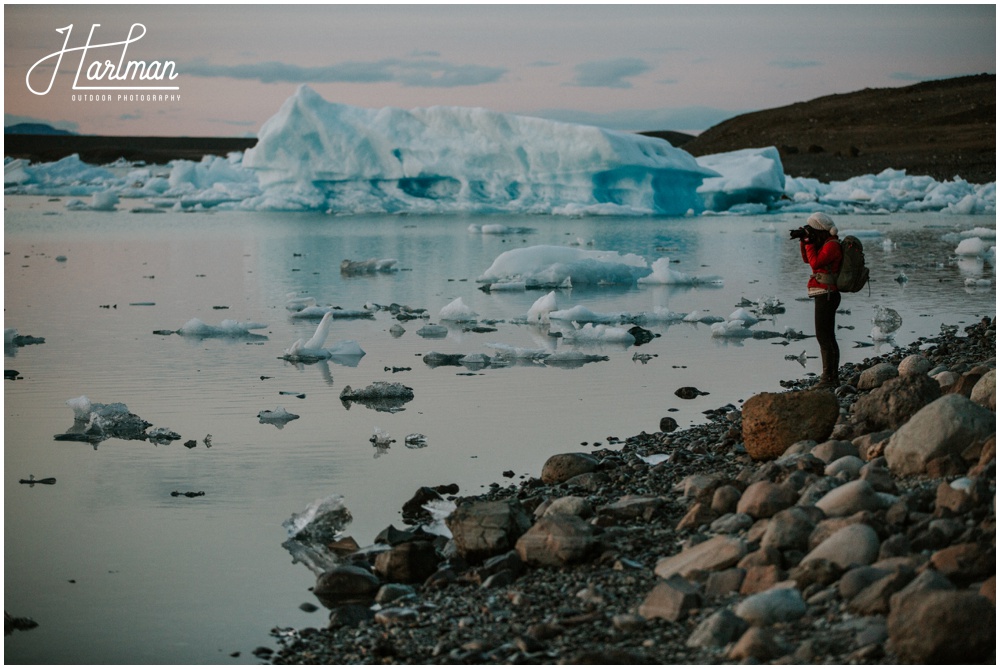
266;318;996;665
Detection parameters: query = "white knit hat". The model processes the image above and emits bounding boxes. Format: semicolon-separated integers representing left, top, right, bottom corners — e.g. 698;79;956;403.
806;212;838;237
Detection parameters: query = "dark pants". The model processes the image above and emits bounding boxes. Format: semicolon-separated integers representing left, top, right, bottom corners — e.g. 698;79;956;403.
814;291;841;379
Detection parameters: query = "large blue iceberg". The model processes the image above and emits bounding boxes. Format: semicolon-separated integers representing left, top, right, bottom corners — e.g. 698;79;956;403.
242;85;718;215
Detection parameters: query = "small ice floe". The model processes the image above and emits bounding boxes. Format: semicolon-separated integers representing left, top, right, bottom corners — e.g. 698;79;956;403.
711;320;754;338
258;406;300;428
964;277;993;288
757;296;785;315
872;305;902;334
467;223;534;235
477;245;649;288
558;323;636;346
57;395;154;444
173;318;269;338
340;257;398;275
637;257;724;286
284;293;317;312
389;323;406;338
416;324;449;338
421;498;457;538
894;271;908;284
882;238;896;252
870;326;895;343
147;427;182;444
954;236;988;257
439;297;478;323
4;328;46;351
727;307;759;325
549;305;629;325
632;307;687;324
370;427;395;447
404;433;428;449
527;291;558;324
66;190;119;211
683;310;725;324
543;350;610;368
288;306;375;320
637;453;671;466
282;311;367;363
481;280;526;292
281;493;354;575
340;381;414;413
632;352;656;364
783;327;808;340
784;350;808;367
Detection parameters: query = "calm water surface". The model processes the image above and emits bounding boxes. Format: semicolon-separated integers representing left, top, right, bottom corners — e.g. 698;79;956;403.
4;198;995;663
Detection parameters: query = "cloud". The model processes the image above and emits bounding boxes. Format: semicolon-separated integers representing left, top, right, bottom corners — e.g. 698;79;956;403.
768;59;823;69
571;58;651;88
181;58;504;88
523;106;744;133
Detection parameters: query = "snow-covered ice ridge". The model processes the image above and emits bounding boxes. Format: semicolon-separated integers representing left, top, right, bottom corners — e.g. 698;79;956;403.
4;85;995;216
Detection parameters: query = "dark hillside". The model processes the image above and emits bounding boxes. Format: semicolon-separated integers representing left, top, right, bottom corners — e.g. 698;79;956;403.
671;74;995;183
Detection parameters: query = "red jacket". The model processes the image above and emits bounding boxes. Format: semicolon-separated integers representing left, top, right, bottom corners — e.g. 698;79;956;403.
801;238;843;296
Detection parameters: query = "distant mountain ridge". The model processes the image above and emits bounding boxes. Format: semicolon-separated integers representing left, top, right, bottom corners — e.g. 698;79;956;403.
5;122;76;136
668;74;995;184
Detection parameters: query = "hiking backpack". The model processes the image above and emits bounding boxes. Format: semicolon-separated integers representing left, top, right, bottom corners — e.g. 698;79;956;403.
836;235;870;293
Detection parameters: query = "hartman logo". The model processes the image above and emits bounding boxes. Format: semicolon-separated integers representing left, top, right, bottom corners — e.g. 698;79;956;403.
27;23;180;97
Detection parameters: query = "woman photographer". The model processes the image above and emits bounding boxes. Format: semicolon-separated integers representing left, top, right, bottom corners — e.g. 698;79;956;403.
795;212;843;389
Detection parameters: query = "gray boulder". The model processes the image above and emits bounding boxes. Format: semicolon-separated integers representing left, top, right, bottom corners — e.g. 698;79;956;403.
447;499;532;563
884;394;996;476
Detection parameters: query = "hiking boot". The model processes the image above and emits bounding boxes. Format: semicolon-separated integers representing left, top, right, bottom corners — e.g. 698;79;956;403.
813;375;839;390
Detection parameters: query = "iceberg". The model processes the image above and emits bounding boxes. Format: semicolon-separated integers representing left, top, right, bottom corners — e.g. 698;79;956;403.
637;257;724;286
175;318;269;338
242;85;717;215
478;244;650;287
696;147;786;212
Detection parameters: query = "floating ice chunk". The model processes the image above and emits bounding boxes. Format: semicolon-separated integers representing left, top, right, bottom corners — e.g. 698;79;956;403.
633;307;687;324
62;396;153;441
89;190;119;211
468;223;534;235
638;257;723;286
559;323;636;345
484;280;526;292
340;257;398;274
871;326;895;343
288;306;375;320
283;493;352;541
696;147;786;211
177;318;269;337
638;453;671;466
285;293;317;312
527;291;558;324
727;308;759;325
955;236;987;257
283;313;367;362
478;245;650;287
370;427;394;448
340;382;414;413
417;324;449;338
439;297;478;322
458;353;491;367
711;320;755;338
258;406;300;427
964;277;992;287
683;310;724;324
66;395;93;420
549;305;626;324
404;433;428;448
487;343;553;362
872;305;902;334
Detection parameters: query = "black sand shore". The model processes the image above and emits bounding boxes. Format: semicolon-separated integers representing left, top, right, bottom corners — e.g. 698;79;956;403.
263;318;996;665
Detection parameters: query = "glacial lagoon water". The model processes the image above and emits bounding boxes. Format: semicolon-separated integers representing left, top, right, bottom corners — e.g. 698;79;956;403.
4;199;995;663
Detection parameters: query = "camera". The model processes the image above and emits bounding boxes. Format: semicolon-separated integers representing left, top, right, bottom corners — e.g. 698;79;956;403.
789;226;811;241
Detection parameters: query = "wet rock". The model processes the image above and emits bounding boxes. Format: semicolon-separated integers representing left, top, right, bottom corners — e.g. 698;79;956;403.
659;416;679;432
897;353;932;376
934;480;974;515
711;485;742;515
851;373;941;433
446;499;532;563
824;454;864;478
884;394;996;475
327;603;375;628
654;535;747;580
857;362;898;390
887;590;996;663
728;626;785;662
761;506;818;552
686;608;748;649
741;389;839;460
929;542;995;584
735;480;798;519
970;368;995;410
375;583;416;605
597;494;664;521
705;568;746;597
847;566;914;615
314;565;380;607
801;522;879;568
810;439;858;463
734;586;807;626
709;512;753;534
739;565;787;595
675;386;709;399
814;479;884;517
539;452;598;484
676;501;717;530
515;513;599;567
539;495;592;519
374;607;419;626
859;458;897;492
638;574;702;621
373;541;440;584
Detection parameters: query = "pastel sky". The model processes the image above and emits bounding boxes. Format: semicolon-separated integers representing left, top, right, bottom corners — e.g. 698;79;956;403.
4;3;996;137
